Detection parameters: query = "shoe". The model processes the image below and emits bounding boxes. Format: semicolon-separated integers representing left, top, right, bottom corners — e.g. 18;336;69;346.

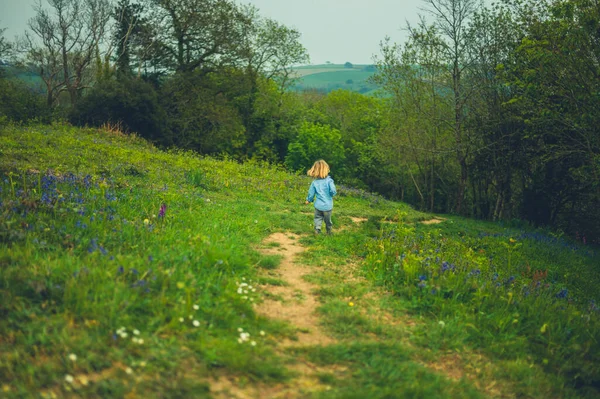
326;230;332;235
314;229;321;235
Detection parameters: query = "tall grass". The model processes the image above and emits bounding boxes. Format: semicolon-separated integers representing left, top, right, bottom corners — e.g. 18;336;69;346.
362;212;600;394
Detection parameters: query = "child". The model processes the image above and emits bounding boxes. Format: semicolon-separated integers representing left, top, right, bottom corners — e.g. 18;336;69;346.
305;160;337;235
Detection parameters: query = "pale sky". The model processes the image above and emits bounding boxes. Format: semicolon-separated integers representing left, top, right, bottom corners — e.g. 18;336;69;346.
0;0;423;65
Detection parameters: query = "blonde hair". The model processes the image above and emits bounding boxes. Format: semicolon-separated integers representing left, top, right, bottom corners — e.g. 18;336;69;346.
307;160;330;179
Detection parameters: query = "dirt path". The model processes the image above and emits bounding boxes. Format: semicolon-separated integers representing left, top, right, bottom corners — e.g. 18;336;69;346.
255;233;335;347
209;232;339;398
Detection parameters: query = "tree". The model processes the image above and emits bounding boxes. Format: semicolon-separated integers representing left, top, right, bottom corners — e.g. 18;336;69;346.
112;0;151;76
24;0;112;107
285;122;346;175
464;3;524;220
0;25;12;61
344;61;353;68
372;27;455;211
147;0;250;74
500;0;600;240
236;7;309;156
421;0;479;213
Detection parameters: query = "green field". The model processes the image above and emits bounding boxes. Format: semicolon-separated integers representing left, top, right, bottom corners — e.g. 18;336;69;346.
1;123;599;398
291;64;379;94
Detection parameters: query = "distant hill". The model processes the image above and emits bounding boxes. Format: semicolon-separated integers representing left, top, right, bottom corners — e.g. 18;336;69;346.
1;62;381;96
0;63;45;92
290;63;380;95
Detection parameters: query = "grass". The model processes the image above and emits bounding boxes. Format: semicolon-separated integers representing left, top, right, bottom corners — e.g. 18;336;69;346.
1;123;599;398
290;64;378;94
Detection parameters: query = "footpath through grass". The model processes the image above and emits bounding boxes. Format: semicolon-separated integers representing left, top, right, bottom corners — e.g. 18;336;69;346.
0;124;599;398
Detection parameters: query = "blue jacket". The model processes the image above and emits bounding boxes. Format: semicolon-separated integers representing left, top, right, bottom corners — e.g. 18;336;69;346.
306;176;337;211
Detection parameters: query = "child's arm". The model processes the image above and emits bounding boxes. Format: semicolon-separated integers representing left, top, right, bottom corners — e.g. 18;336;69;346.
306;182;316;203
329;179;337;197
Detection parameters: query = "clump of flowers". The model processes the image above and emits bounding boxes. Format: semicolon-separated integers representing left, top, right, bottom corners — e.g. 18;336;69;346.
237;328;251;344
116;326;128;338
236;278;258;302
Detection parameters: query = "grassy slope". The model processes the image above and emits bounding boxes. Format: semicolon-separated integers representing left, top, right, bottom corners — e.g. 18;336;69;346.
291;64;378;94
1;124;599;398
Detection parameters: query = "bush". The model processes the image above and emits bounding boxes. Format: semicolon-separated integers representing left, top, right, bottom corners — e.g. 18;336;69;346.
70;77;165;141
0;76;50;123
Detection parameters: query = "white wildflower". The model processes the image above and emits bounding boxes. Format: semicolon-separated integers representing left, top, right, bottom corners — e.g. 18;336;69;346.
193;320;200;327
260;331;265;336
251;341;256;346
193;304;199;310
133;329;140;336
64;375;74;384
125;367;133;375
68;353;77;362
179;317;184;322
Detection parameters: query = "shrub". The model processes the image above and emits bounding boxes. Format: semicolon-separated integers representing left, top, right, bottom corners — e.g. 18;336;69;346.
70;77;165;141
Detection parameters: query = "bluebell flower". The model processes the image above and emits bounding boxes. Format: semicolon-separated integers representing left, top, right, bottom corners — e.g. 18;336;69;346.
131;268;139;275
556;288;568;299
117;266;124;274
441;261;455;272
419;275;427;281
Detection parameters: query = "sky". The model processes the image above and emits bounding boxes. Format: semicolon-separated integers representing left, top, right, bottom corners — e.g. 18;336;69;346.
0;0;424;65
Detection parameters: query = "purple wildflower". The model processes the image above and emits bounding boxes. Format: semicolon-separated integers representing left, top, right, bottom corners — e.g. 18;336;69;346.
158;203;167;218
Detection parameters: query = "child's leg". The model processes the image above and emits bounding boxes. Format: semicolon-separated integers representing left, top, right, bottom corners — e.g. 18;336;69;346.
314;209;324;232
323;211;333;233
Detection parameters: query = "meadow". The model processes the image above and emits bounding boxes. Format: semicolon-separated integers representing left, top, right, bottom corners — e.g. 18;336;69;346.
291;64;378;94
0;123;599;398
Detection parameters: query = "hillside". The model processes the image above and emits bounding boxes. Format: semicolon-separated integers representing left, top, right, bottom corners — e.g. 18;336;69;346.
0;124;599;398
291;64;379;94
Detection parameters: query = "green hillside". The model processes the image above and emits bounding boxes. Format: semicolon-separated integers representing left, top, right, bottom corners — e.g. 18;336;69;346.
291;64;379;94
1;124;599;398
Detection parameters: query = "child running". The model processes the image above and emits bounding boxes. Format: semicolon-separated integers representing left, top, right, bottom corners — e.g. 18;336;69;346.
305;160;337;235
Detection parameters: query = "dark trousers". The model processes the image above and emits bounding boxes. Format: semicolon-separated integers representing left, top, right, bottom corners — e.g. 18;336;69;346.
314;209;332;233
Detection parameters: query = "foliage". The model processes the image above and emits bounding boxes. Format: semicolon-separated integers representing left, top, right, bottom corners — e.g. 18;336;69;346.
284;122;346;175
69;77;165;140
0;77;50;124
